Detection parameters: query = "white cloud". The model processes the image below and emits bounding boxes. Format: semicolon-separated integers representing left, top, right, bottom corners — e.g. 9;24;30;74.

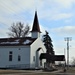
51;26;75;36
37;0;74;21
0;0;35;14
38;0;75;9
37;0;75;13
0;0;36;28
51;13;73;20
51;0;75;9
39;10;73;21
0;0;74;25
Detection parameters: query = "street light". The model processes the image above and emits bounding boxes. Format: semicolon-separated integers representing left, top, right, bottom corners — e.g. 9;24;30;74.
64;37;72;70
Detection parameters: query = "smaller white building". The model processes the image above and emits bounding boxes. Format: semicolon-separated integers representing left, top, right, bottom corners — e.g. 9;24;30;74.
0;11;46;69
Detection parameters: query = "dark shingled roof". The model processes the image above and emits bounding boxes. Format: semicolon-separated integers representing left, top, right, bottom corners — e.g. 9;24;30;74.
40;53;65;61
0;37;36;46
31;11;41;32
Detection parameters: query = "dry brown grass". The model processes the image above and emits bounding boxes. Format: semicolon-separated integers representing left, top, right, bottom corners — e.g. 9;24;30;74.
65;67;75;73
0;70;28;74
0;68;75;75
0;69;56;75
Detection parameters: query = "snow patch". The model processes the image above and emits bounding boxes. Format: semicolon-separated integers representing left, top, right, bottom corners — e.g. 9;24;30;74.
1;41;19;44
23;40;31;44
15;39;19;42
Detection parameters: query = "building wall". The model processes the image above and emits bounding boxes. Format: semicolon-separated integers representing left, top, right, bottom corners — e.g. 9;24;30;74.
0;46;30;69
30;38;46;69
31;32;40;38
0;38;46;69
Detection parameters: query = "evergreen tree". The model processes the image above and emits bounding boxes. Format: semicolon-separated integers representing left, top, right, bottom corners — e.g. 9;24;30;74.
43;31;54;55
43;31;55;67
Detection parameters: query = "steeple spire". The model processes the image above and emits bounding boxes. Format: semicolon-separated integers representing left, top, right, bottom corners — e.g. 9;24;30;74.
31;11;41;32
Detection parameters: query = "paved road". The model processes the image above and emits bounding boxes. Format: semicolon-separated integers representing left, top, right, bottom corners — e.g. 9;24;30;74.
56;73;75;75
1;73;75;75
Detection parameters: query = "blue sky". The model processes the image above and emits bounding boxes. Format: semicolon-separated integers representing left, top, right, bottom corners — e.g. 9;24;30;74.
0;0;75;63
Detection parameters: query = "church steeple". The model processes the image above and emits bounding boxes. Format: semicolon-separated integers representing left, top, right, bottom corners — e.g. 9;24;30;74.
31;11;41;32
31;11;41;38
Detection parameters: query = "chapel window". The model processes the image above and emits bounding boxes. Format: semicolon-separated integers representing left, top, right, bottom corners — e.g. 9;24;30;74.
9;51;13;61
18;55;21;61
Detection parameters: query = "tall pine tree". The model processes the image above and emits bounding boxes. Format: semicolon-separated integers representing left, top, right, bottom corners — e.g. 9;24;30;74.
43;31;54;55
43;31;55;67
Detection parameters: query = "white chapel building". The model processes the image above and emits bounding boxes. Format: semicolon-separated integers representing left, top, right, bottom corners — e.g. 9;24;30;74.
0;11;46;69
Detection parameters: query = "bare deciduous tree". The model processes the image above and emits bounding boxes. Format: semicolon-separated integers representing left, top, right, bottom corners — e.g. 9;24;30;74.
8;22;30;38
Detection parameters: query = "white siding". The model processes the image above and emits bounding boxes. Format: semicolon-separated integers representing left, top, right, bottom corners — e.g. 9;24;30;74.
0;38;46;69
31;32;40;38
30;38;46;69
0;46;30;69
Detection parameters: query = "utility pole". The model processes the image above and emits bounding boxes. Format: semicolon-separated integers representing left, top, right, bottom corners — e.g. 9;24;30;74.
64;48;66;69
64;37;72;70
